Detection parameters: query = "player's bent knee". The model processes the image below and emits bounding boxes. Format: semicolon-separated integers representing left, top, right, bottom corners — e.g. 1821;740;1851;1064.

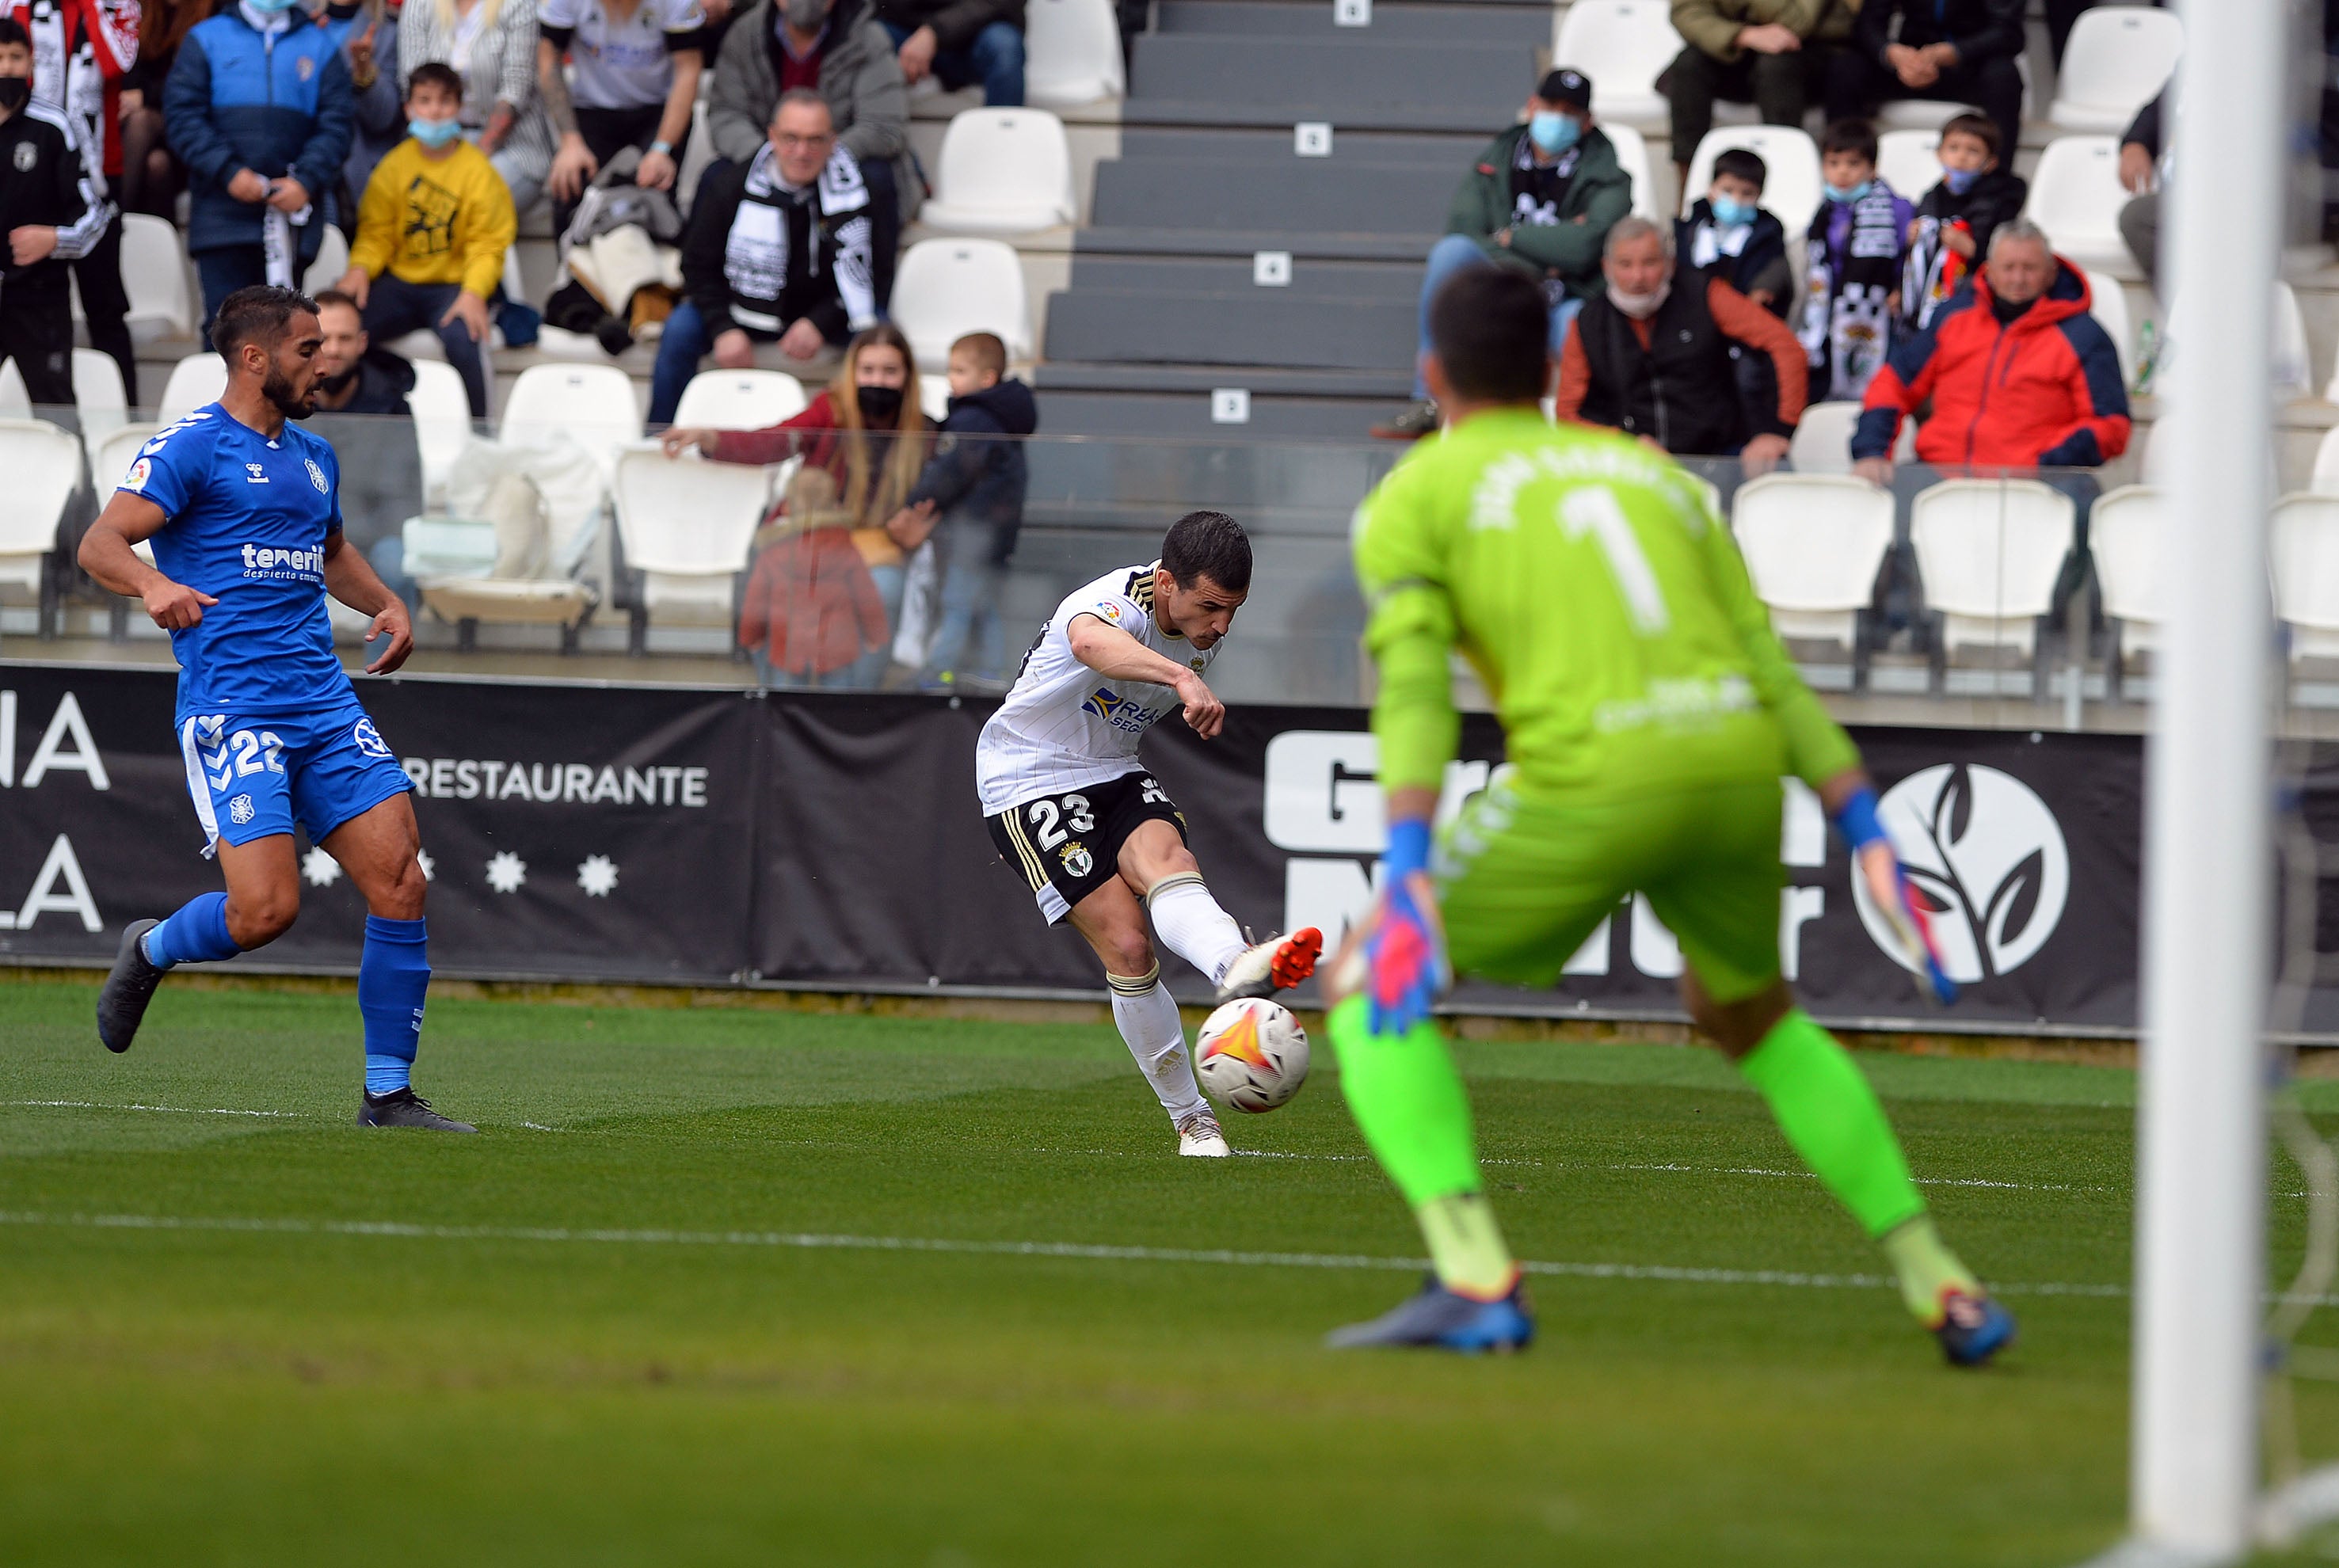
227;889;299;947
1103;925;1156;979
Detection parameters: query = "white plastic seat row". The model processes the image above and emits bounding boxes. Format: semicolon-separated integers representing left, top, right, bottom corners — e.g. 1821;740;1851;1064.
920;108;1077;236
1552;0;1679;131
0;418;89;613
1731;472;1893;680
2048;6;2182;135
890;238;1033;371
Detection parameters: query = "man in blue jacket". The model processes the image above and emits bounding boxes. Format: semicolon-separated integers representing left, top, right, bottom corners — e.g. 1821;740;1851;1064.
164;0;353;328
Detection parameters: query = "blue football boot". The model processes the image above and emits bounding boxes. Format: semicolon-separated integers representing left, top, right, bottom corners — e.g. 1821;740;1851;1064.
1327;1274;1535;1353
1935;1288;2016;1368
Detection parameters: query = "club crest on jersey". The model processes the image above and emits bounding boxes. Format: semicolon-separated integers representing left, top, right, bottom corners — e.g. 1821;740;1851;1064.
1058;840;1093;879
305;459;329;494
351;718;394;759
227;794;255;825
12;143;33;173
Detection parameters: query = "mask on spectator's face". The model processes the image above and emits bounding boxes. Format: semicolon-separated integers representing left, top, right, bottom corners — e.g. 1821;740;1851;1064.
1824;180;1872;204
0;75;27;113
1709;193;1754;226
1941;165;1980;196
856;384;903;424
409;116;462;147
783;0;828;30
1527;109;1579;156
246;0;301;15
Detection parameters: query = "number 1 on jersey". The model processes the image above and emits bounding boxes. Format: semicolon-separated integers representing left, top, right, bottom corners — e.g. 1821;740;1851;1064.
1559;488;1669;634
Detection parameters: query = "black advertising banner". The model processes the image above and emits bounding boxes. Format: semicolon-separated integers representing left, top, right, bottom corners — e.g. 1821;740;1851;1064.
0;660;2161;1033
0;665;760;984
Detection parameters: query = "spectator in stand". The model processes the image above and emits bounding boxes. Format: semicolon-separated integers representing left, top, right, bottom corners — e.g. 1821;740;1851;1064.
709;0;915;311
1853;219;2130;481
869;0;1022;107
305;286;425;571
120;0;204;221
399;0;555;218
165;0;353;326
1824;0;2024;163
1373;67;1632;440
0;16;107;412
647;89;876;424
1902;111;2026;332
1663;0;1852;194
1800;119;1910;405
1554;215;1805;477
661;322;929;684
326;0;410;223
333;62;516;416
2117;82;2166;287
538;0;706;238
1675;145;1790;316
0;0;137;396
736;463;890;690
883;329;1035;691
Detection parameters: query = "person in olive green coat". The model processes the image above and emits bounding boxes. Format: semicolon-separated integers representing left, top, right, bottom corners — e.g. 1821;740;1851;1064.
1663;0;1855;186
1373;67;1634;440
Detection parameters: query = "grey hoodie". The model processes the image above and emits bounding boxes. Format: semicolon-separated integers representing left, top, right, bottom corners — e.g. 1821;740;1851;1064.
708;0;920;223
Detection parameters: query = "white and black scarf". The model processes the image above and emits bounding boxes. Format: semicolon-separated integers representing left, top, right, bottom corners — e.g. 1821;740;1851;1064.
722;141;877;334
1800;184;1903;402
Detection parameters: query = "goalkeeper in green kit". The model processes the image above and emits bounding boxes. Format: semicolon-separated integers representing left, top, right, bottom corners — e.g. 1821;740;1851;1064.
1322;267;2013;1365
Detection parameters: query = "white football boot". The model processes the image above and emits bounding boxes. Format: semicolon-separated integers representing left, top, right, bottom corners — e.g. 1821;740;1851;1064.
1213;927;1324;1003
1176;1107;1231;1157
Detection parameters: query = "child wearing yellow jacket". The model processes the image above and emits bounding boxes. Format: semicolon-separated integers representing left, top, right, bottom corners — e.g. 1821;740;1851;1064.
334;62;516;418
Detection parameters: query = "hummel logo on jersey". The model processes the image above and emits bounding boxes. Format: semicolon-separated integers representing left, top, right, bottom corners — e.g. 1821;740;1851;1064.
241;543;324;580
245;462;269;484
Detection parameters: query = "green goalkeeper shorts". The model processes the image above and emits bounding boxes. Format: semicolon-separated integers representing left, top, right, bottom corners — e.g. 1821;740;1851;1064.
1434;771;1787;1004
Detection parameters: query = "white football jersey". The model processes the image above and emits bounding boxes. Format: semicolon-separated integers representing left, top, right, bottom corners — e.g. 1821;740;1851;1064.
975;561;1223;814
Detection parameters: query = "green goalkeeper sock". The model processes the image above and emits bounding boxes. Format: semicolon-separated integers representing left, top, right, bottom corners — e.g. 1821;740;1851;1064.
1327;995;1516;1297
1737;1008;1928;1241
1879;1215;1981;1327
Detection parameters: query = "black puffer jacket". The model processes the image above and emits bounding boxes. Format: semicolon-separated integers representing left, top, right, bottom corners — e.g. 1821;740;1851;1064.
909;377;1038;565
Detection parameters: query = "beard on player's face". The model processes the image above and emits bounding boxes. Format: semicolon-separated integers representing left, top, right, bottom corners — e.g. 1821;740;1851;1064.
262;364;318;419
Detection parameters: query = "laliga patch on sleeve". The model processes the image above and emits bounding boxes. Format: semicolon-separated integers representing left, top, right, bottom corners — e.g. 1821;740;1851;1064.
122;457;150;492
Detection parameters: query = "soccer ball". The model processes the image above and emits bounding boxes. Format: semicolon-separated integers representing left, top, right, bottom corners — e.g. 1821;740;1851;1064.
1194;999;1309;1113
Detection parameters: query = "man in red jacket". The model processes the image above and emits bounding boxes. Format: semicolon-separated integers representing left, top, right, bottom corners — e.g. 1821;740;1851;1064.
1852;218;2129;482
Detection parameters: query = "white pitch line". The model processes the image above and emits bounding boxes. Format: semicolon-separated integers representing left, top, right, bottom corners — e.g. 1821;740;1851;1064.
0;1208;2171;1301
2;1099;304;1119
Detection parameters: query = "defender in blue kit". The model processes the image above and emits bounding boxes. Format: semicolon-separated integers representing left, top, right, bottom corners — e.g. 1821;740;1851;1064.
77;285;470;1132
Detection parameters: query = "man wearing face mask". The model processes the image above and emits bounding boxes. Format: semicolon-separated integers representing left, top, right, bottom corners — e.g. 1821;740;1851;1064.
1553;215;1807;480
333;62;517;418
1373;68;1632;441
0;15;106;414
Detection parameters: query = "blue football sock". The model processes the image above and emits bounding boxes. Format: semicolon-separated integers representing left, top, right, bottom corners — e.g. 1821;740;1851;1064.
357;915;430;1095
141;892;240;971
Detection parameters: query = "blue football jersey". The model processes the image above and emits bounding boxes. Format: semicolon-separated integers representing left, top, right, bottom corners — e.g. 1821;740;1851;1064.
122;404;354;718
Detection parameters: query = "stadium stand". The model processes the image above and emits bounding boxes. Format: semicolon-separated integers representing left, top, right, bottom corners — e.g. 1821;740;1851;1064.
1549;0;1676;131
1678;124;1822;224
2047;6;2182;134
672;369;812;432
157;353;227;425
2088;481;2162;698
2275;492;2339;668
2021;134;2135;275
610;448;775;653
893;238;1036;367
0;418;86;636
1730;471;1895;686
1789;401;1914;473
1025;0;1127;108
1908;476;2077;697
410;359;477;510
1876;128;1943;207
919;108;1081;235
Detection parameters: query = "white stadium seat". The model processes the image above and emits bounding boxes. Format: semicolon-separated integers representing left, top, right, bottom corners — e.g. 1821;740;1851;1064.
672;369;808;432
2274;493;2339;664
890;238;1032;370
920;375;951;423
2021;135;2134;274
1908;477;2077;692
501;362;642;472
1023;0;1122;108
305;223;350;295
2311;426;2339;495
90;422;158;495
0;346;125;422
2049;6;2182;134
1876;129;1941;206
919;108;1077;234
0;418;91;614
676;99;715;219
408;358;475;509
119;211;195;344
1602;121;1662;224
1552;0;1680;130
1680;126;1821;226
158;352;227;424
2088;483;2163;694
611;447;774;641
1787;401;1913;474
1730;473;1894;675
2082;268;2135;389
2166;281;2312;399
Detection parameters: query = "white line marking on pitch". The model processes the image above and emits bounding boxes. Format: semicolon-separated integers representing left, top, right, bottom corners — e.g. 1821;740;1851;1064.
0;1208;2169;1302
2;1099;304;1119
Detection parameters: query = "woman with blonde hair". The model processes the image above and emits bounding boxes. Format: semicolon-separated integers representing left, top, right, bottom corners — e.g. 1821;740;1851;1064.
662;323;933;683
399;0;556;214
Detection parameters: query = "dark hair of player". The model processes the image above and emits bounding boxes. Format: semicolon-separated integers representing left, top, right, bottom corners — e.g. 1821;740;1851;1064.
211;285;319;362
0;17;29;47
1712;147;1767;193
1820;118;1878;164
406;61;463;102
1428;266;1549;405
1938;111;2002;162
1161;509;1251;594
952;331;1007;379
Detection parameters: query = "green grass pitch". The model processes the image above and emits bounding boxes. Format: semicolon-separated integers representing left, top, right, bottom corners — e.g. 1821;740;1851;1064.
8;974;2339;1566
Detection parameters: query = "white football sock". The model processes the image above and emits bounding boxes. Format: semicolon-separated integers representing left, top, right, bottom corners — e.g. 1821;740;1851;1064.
1107;966;1205;1121
1145;873;1248;988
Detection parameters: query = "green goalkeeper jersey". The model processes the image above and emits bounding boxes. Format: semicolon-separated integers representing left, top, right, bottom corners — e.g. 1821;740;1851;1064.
1352;407;1860;801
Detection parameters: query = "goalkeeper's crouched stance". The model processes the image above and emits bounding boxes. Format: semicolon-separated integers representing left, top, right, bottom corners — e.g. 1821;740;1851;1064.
1320;264;2013;1365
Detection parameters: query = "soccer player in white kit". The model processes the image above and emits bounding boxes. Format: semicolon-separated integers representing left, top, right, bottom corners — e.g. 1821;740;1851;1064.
977;511;1321;1156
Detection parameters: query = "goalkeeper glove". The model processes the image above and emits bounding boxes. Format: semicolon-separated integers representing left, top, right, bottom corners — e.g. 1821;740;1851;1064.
1366;817;1448;1035
1834;786;1958;1007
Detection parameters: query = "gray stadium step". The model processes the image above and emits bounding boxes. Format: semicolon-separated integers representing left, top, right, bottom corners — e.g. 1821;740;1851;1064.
1045;287;1413;370
1114;125;1488;167
1074;226;1434;262
1034;361;1414;398
1034;389;1414;441
1088;157;1454;234
1154;0;1551;43
1066;253;1419;299
1129;36;1534;126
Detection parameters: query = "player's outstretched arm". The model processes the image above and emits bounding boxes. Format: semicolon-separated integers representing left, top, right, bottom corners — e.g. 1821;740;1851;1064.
1821;766;1958;1007
322;532;415;675
78;493;217;630
1065;613;1225;739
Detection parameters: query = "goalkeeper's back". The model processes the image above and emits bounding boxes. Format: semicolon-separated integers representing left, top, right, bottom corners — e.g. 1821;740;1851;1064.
1352;408;1858;804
